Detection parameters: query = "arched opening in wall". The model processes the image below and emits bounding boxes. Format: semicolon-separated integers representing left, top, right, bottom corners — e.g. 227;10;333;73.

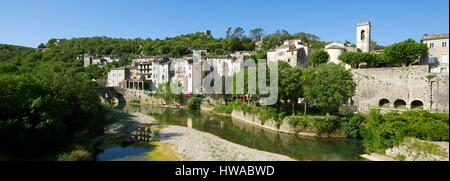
394;99;407;109
361;30;366;41
111;97;119;106
379;99;390;107
410;100;424;109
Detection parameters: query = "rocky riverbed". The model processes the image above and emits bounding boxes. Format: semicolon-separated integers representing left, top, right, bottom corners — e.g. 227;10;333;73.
158;125;295;161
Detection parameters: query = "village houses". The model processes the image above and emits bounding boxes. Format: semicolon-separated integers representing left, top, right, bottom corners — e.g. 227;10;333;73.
267;39;312;68
104;22;448;112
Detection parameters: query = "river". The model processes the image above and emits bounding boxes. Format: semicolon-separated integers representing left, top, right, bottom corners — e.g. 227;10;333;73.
97;104;364;161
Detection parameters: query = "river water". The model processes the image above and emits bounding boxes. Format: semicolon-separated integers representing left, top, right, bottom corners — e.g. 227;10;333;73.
97;105;364;161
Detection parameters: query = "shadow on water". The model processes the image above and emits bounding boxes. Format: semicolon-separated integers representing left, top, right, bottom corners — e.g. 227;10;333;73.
96;144;153;161
118;104;364;161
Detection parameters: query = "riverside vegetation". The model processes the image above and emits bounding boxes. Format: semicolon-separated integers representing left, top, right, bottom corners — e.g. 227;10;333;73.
0;60;107;159
213;100;448;156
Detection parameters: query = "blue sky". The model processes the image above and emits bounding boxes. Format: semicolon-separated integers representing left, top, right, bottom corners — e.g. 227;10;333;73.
0;0;448;47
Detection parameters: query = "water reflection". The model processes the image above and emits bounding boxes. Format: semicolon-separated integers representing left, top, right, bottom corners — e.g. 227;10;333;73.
122;104;364;161
96;145;152;161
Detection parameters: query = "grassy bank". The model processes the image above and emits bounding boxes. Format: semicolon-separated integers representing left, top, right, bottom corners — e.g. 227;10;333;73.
146;141;184;161
146;125;189;161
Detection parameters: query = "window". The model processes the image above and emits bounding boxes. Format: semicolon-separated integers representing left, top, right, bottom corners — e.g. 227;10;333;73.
429;43;434;48
443;42;447;48
360;30;366;41
442;54;448;64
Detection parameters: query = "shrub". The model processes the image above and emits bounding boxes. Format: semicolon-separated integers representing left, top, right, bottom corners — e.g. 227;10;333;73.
407;120;449;141
187;96;202;110
287;115;340;135
213;104;233;114
361;109;449;153
288;116;310;129
340;113;366;138
313;116;340;135
57;145;93;161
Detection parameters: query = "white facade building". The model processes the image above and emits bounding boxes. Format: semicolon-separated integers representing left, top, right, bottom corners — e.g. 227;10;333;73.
267;39;312;68
421;33;449;74
171;58;194;94
131;57;170;91
205;58;243;77
324;42;357;69
107;67;129;88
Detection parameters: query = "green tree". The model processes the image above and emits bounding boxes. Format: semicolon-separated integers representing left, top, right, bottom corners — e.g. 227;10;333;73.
277;61;292;104
283;68;304;115
370;40;384;50
0;61;106;156
338;51;375;68
304;64;356;114
309;50;330;67
292;32;320;42
249;28;265;41
232;27;245;39
383;39;428;66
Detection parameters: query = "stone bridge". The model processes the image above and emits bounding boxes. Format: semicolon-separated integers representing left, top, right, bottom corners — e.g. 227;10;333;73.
95;87;126;105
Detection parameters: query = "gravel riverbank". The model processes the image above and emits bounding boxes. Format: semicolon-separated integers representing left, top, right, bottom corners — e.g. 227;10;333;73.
158;125;295;161
109;111;295;161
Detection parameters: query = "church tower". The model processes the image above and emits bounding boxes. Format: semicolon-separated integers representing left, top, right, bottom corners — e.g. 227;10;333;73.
356;21;371;53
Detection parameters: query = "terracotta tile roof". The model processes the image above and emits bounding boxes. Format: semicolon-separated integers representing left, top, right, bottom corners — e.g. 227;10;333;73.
422;33;449;41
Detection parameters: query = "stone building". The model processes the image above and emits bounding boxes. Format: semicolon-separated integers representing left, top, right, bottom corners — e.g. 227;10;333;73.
267;39;312;68
351;65;449;113
204;58;244;77
421;33;449;74
171;58;194;94
107;67;130;88
83;54;119;67
356;21;371;53
128;57;170;92
324;42;357;69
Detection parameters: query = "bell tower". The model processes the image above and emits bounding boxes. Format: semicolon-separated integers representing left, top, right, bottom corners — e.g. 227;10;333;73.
356;21;371;53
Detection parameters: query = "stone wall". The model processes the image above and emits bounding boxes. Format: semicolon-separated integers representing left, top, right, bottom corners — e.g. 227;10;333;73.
230;110;345;137
123;89;176;106
351;65;449;113
385;138;449;161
